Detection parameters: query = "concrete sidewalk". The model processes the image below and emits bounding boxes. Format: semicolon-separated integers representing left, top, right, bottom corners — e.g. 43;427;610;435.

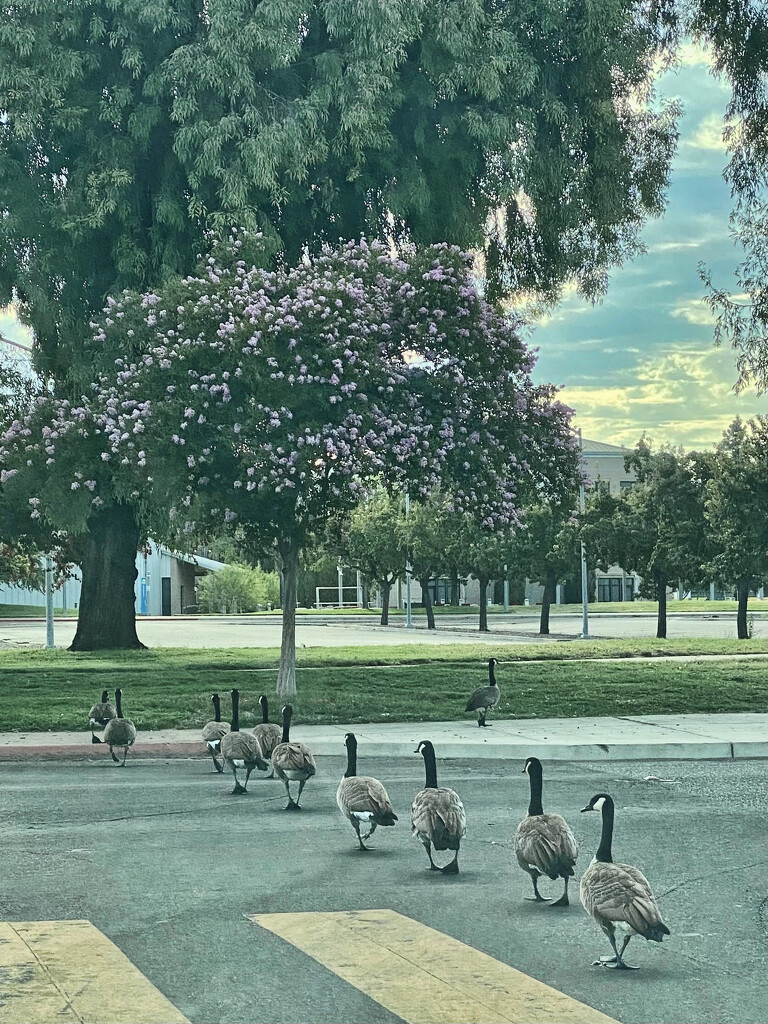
1;712;765;762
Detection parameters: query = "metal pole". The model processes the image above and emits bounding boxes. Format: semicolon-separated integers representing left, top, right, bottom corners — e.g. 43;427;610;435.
45;554;54;649
578;428;590;639
503;565;509;613
405;491;412;628
337;564;344;609
356;570;363;608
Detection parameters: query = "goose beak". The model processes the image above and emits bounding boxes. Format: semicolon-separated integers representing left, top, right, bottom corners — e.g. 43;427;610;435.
580;805;593;813
413;747;420;754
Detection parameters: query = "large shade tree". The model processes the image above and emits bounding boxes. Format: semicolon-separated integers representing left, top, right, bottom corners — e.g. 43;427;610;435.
1;0;678;648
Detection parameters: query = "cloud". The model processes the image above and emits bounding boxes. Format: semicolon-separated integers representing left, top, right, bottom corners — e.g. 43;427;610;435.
669;299;716;326
0;306;34;352
685;112;728;151
650;240;702;252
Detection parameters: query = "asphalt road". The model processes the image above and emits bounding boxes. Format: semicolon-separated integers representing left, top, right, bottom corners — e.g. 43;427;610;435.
1;756;765;1024
1;611;765;649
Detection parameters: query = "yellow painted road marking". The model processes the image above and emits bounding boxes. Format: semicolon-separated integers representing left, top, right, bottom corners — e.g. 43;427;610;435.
0;921;188;1024
251;909;618;1024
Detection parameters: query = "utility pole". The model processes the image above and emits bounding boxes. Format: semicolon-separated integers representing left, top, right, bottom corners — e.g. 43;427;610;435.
45;554;55;649
405;491;412;628
503;565;509;613
578;428;590;639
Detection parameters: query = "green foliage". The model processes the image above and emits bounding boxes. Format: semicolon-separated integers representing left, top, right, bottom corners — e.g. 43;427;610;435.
196;564;280;614
337;486;405;589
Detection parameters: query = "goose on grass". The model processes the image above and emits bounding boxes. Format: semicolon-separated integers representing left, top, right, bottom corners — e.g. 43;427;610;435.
464;657;500;727
88;690;116;743
411;740;466;874
102;689;136;767
514;756;578;906
201;692;229;773
219;689;268;794
336;732;397;850
580;793;670;970
271;704;316;811
252;695;282;778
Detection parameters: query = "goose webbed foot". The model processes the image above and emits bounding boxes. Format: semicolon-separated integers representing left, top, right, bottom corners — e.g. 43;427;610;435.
549;894;569;907
441;857;459;875
607;960;639;970
231;782;247;795
592;956;618;967
110;750;120;764
284;799;300;811
91;734;102;744
525;876;550;902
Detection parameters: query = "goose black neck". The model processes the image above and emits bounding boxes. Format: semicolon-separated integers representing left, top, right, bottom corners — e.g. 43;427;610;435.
344;737;357;778
489;660;497;687
261;697;269;724
101;690;109;704
115;690;123;718
212;694;221;723
422;745;438;789
230;691;240;732
527;765;544;816
596;799;615;863
281;708;292;743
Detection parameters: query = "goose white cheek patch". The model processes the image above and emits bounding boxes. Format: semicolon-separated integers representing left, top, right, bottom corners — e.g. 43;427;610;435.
592;797;606;811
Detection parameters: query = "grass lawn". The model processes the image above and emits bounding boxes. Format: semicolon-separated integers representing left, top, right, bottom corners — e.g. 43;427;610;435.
0;603;78;618
0;641;764;732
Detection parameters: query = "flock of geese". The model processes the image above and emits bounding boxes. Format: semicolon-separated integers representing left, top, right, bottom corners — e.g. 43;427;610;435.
87;659;670;972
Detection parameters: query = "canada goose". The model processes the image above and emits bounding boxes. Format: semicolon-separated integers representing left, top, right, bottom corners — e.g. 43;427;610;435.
580;793;670;969
411;740;466;874
201;692;229;773
336;733;398;850
88;690;116;743
219;689;268;794
271;704;316;810
514;756;578;906
252;695;282;778
102;689;136;767
464;657;500;727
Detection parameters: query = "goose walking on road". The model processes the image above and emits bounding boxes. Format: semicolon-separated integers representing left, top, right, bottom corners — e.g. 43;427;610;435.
580;793;670;970
271;704;316;810
514;757;578;906
102;689;136;767
88;690;116;744
336;733;398;850
201;692;229;773
411;740;466;874
464;657;500;727
219;689;268;794
252;695;282;778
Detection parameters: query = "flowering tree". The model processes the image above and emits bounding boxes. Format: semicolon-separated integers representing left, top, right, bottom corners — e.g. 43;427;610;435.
2;236;576;689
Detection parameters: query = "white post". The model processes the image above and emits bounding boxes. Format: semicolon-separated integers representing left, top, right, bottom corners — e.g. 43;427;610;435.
45;554;54;649
356;570;363;608
709;581;715;601
503;564;509;612
315;587;321;610
405;491;412;628
578;428;590;639
337;564;344;608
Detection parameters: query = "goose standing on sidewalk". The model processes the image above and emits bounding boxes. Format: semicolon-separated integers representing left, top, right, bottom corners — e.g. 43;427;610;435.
411;740;466;874
88;690;116;743
220;689;268;794
271;704;316;810
102;689;136;767
336;733;398;850
514;757;578;906
464;657;500;727
201;692;229;773
580;793;670;970
252;695;281;778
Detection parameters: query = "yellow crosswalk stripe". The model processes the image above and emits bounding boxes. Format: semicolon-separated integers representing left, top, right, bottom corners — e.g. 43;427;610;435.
251;909;619;1024
0;920;188;1024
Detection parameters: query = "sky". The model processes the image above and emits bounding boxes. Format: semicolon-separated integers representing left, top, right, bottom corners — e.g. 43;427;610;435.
1;41;763;451
528;42;764;450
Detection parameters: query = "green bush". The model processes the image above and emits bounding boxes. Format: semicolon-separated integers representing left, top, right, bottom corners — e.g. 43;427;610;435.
197;565;280;613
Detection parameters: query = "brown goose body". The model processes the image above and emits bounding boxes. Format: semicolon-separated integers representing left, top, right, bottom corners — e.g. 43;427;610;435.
337;733;397;850
220;689;267;794
88;690;116;743
580;794;670;969
515;757;578;905
102;689;136;767
271;705;316;810
464;658;500;726
411;741;466;874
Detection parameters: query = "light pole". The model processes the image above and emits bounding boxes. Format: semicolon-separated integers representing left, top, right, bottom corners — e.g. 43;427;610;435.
578;428;590;639
405;491;412;628
503;565;509;613
45;554;55;649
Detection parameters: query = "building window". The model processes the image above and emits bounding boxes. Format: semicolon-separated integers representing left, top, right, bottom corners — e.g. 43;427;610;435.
598;577;633;602
620;480;635;491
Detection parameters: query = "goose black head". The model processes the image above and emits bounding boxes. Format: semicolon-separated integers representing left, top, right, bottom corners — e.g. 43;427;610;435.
414;739;434;756
344;732;357;748
523;756;542;775
281;703;293;720
101;690;109;704
259;694;267;707
581;792;613;813
489;657;498;667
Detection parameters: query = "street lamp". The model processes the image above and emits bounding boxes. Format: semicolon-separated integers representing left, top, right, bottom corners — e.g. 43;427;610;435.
405;491;412;628
578;428;590;639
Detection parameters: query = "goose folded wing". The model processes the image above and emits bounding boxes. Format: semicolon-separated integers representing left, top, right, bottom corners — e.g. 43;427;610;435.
273;741;315;771
585;863;664;931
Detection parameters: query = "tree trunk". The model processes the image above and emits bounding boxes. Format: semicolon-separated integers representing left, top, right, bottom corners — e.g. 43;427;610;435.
276;536;299;697
420;577;436;629
380;579;391;626
450;570;460;606
69;502;145;651
736;576;751;639
656;572;667;639
478;574;489;632
539;569;557;636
